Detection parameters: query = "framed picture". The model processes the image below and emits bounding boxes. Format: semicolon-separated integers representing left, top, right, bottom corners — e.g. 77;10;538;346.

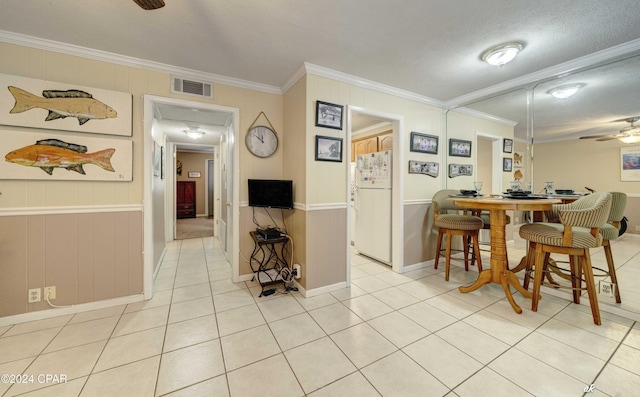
410;132;438;154
448;164;473;178
503;157;513;172
503;138;513;153
315;100;344;130
449;139;472;157
315;135;343;162
409;160;439;177
188;171;201;178
621;145;640;181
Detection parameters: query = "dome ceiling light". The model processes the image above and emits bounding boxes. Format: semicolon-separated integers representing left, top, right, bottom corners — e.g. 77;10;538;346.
184;126;205;139
549;84;584;99
481;42;524;66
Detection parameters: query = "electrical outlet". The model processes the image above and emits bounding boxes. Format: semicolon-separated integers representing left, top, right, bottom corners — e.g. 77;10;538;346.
598;281;615;298
293;264;301;279
28;288;41;303
44;286;56;300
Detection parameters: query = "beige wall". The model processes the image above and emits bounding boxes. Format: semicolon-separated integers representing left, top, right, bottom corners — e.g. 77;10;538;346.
177;151;214;215
534;138;640;234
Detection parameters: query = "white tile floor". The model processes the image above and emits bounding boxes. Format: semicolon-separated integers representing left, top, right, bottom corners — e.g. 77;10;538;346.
1;233;639;396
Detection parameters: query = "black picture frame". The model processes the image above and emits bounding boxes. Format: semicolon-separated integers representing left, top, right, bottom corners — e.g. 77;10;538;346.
503;138;513;153
315;135;343;162
503;157;513;172
315;100;344;130
449;139;472;157
410;132;438;154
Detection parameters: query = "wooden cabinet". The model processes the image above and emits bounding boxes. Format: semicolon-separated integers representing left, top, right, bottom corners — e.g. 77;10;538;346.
177;181;196;219
351;131;393;161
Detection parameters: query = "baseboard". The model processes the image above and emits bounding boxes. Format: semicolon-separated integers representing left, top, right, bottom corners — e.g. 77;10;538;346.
302;281;347;298
0;294;144;327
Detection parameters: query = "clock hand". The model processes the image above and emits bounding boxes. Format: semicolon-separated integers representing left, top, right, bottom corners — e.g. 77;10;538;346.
255;131;264;143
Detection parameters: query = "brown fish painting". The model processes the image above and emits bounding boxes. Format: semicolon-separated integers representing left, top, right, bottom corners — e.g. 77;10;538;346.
5;138;115;175
8;86;117;125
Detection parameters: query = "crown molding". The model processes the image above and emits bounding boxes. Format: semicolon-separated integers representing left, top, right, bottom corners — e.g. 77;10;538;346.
0;29;282;95
445;37;640;109
449;107;518;127
303;62;445;108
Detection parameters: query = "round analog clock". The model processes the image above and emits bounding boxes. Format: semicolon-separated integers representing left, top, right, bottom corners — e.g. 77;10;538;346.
246;125;278;158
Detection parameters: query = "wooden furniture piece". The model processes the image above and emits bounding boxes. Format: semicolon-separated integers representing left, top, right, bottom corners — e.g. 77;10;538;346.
249;231;291;297
433;190;483;281
599;192;627;303
450;196;560;314
518;192;612;325
176;181;196;219
351;131;393;161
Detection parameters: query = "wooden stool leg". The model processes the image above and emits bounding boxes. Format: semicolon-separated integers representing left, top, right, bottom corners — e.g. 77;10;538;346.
531;244;546;312
603;241;622;303
523;242;536;290
569;255;580;304
581;252;601;325
434;230;443;270
445;231;452;281
462;234;470;271
472;233;482;272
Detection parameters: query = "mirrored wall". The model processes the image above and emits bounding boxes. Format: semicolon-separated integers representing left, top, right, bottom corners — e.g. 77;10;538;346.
446;50;640;316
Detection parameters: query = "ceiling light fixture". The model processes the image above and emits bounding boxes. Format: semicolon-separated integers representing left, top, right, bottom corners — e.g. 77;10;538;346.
620;135;640;144
549;84;583;99
184;127;205;140
481;42;524;66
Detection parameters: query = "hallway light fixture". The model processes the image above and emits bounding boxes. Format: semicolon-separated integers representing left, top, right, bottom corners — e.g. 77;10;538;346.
184;127;205;139
481;42;524;66
549;84;583;99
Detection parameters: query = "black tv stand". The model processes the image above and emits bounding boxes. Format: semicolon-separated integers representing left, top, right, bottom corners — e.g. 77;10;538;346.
249;231;291;297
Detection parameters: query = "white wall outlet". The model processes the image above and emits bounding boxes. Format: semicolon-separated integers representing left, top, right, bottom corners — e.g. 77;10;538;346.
28;288;41;303
44;286;56;300
598;281;615;298
293;264;301;279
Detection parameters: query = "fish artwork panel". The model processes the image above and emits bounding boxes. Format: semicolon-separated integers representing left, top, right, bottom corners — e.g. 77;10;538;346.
8;86;117;125
5;138;115;175
0;73;132;136
0;131;132;181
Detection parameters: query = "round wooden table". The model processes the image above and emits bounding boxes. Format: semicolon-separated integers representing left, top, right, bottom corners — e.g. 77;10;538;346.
449;196;561;314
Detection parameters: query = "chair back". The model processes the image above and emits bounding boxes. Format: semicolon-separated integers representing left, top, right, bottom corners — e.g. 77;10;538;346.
546;192;611;222
557;192;611;247
431;189;459;216
607;192;627;225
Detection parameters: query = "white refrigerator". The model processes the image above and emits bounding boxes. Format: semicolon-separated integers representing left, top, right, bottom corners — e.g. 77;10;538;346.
354;150;392;264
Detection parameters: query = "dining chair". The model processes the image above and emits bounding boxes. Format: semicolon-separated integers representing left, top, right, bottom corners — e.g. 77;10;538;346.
519;192;612;325
432;189;483;281
598;192;627;303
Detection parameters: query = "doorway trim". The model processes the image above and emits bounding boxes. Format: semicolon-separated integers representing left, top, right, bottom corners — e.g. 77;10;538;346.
475;131;503;194
347;106;405;278
143;95;240;299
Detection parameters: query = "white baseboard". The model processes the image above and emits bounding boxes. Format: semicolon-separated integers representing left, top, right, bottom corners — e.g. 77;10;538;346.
301;281;347;298
0;294;144;327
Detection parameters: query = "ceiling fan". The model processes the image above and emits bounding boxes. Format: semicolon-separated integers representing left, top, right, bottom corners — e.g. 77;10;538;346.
133;0;165;10
579;117;640;143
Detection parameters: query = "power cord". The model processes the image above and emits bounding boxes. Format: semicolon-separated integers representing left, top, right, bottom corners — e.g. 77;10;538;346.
45;292;74;308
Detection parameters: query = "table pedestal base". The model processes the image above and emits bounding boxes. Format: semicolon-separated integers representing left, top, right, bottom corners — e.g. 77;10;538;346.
459;269;533;314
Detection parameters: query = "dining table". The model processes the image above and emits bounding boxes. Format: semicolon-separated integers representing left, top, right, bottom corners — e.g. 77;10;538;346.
449;195;561;314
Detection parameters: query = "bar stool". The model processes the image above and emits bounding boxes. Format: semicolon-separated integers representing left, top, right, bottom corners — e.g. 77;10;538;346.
519;192;611;325
432;189;483;281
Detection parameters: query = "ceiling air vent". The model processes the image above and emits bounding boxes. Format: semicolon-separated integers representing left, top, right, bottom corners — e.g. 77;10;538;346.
171;76;213;98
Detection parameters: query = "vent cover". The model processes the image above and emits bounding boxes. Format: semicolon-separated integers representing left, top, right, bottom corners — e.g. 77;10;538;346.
171;76;213;98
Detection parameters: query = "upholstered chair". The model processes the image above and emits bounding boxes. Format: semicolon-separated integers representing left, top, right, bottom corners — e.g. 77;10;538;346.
432;189;483;281
519;192;612;325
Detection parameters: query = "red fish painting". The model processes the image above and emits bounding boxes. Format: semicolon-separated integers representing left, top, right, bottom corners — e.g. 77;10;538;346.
5;139;115;175
8;86;117;125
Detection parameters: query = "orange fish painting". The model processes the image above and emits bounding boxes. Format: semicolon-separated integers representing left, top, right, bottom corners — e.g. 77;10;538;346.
5;139;115;175
8;86;117;125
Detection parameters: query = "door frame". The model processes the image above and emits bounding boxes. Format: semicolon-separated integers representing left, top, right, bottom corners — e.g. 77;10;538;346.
347;106;405;279
143;95;240;299
475;131;504;194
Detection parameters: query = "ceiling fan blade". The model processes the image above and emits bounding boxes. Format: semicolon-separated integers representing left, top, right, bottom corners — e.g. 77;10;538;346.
579;135;610;139
595;136;620;141
133;0;165;10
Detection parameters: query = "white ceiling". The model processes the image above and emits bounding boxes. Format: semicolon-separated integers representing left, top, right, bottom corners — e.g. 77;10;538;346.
2;0;640;142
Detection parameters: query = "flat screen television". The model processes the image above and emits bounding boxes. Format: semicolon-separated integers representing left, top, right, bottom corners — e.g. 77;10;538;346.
248;179;294;209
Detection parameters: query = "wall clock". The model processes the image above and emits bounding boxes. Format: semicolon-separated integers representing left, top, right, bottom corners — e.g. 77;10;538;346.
246;125;278;158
